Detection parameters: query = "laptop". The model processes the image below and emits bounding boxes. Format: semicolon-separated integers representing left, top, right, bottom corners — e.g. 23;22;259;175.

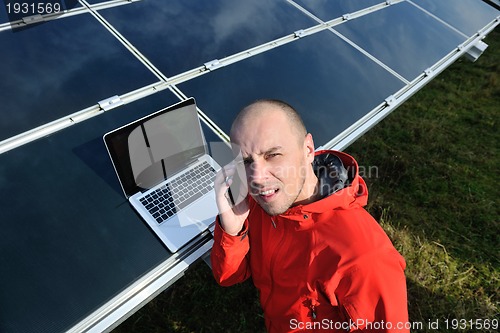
103;98;221;252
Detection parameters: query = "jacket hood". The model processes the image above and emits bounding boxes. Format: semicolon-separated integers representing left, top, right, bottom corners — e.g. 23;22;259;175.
313;151;350;197
281;150;368;217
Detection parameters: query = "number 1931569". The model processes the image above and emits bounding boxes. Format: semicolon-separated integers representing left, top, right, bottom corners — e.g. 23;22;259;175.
6;1;62;15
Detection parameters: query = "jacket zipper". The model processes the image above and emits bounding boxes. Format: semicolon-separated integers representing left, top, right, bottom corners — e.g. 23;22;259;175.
263;217;287;312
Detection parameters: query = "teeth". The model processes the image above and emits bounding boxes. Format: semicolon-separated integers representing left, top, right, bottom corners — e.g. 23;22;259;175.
260;189;275;196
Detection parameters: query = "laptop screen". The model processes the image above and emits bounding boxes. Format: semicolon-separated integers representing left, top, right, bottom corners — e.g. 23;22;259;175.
104;98;206;197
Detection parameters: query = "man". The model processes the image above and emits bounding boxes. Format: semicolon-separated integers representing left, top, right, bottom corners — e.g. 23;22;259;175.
211;99;409;332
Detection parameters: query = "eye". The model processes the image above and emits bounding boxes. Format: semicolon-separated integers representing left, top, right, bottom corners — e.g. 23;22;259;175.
265;153;280;159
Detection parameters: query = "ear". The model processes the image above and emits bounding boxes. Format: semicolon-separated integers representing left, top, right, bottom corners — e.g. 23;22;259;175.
304;133;315;163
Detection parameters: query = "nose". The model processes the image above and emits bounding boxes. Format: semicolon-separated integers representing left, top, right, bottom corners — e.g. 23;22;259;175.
247;159;269;185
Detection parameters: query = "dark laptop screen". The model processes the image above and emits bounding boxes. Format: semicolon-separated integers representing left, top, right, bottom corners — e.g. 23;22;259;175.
104;98;206;197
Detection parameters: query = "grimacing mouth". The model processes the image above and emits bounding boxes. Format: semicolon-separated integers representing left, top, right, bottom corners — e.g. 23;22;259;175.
258;188;279;196
248;183;281;198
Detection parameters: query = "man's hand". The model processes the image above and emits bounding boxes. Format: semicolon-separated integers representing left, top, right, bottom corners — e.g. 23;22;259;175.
214;159;249;236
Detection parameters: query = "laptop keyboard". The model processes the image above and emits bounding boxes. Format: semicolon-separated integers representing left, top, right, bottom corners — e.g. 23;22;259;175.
139;161;216;224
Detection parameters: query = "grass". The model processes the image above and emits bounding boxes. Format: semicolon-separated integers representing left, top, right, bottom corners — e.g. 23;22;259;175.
113;28;499;332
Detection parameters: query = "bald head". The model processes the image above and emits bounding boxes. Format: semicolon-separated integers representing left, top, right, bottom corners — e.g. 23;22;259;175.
230;99;307;144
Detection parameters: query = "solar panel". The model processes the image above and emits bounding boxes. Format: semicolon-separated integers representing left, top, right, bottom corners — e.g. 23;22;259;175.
0;12;158;141
0;1;498;332
179;30;405;146
334;1;467;81
0;90;182;333
99;0;317;76
292;0;383;21
0;0;497;149
411;0;500;35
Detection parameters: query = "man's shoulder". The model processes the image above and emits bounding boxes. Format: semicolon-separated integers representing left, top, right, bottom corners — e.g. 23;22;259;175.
317;207;395;253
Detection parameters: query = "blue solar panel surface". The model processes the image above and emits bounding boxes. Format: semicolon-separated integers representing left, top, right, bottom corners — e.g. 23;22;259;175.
0;12;158;141
334;1;467;81
0;1;497;332
0;90;181;333
292;0;383;20
179;30;405;145
99;0;317;76
412;0;500;35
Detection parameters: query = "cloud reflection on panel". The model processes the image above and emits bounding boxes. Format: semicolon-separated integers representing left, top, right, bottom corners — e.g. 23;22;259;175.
99;0;317;77
334;1;466;82
411;0;499;36
0;13;157;141
292;0;383;21
178;30;405;147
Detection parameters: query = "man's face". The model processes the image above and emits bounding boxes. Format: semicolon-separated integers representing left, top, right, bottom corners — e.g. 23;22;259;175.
231;107;315;216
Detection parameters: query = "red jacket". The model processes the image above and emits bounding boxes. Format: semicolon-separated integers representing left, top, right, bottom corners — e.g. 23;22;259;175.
211;150;409;332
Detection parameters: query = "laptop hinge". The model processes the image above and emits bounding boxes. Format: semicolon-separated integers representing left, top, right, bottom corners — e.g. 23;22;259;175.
187;156;203;167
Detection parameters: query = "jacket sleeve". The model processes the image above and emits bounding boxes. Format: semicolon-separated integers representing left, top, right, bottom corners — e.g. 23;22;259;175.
336;250;409;333
210;216;251;286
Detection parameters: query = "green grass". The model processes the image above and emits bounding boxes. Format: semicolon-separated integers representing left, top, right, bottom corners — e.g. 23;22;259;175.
113;28;499;333
353;28;499;331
